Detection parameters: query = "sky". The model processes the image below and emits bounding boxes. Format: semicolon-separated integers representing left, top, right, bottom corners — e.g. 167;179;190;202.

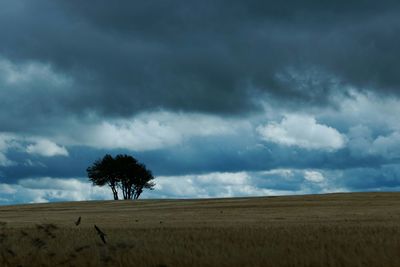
1;0;400;204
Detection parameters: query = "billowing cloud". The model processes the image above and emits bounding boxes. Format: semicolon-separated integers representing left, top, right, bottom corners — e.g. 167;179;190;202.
257;114;346;150
72;111;247;151
0;135;68;168
320;91;400;132
146;171;306;199
0;177;110;204
26;140;69;157
304;170;325;183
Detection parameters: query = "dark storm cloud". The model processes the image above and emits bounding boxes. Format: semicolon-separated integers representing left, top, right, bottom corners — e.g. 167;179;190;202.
1;0;400;129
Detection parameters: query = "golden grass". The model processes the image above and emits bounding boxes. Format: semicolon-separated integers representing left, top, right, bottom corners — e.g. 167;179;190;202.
1;192;400;266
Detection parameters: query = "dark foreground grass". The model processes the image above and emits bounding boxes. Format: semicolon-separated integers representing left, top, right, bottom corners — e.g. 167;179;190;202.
1;192;400;266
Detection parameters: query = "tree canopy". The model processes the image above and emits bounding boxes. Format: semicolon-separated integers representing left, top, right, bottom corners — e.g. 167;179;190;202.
87;154;155;200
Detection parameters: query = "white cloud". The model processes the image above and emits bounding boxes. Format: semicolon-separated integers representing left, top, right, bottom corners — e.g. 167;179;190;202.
304;170;325;183
0;177;111;204
67;111;249;151
257;114;346;150
144;171;308;199
320;91;400;133
26;139;69;157
0;134;69;165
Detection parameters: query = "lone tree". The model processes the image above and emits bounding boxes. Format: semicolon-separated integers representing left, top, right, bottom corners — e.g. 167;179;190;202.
87;154;155;200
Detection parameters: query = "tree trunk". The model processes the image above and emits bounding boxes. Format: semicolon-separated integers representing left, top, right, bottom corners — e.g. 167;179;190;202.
122;183;133;200
127;186;132;199
133;188;142;199
111;186;119;200
122;184;128;200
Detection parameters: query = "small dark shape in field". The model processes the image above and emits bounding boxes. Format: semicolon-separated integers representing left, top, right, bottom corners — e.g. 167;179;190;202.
48;252;56;258
36;223;58;232
135;219;139;222
75;216;81;226
36;223;58;239
75;245;90;252
69;252;77;259
6;248;15;256
44;223;58;231
94;225;107;244
0;221;7;227
94;225;105;235
20;230;29;237
160;221;163;224
220;210;223;213
31;238;46;249
0;233;7;243
43;230;56;239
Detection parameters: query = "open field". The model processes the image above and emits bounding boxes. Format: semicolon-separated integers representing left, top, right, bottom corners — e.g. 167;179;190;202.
1;192;400;266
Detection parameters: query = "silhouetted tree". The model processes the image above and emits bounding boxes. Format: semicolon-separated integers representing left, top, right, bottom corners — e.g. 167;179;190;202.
87;154;119;200
132;163;155;199
86;154;155;200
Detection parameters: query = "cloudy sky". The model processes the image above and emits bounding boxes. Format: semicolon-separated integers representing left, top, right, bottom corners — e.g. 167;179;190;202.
1;0;400;204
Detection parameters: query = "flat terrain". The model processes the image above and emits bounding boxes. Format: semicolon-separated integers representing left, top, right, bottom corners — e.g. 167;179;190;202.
1;192;400;266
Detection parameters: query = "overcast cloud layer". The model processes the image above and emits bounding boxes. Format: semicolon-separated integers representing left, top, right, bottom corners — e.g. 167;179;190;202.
1;1;400;204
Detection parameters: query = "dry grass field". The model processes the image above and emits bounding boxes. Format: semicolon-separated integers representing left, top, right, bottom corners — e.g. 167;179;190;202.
1;192;400;266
